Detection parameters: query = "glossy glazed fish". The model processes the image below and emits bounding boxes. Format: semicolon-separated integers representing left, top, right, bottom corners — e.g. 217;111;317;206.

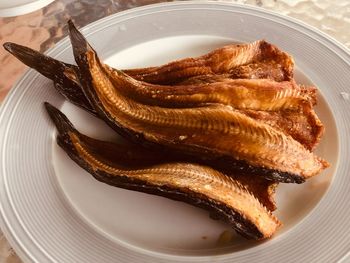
106;66;316;111
104;66;322;151
68;21;329;183
45;102;281;239
3;43;323;150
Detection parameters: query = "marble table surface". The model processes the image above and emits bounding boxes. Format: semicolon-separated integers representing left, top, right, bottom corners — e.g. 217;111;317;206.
0;0;349;262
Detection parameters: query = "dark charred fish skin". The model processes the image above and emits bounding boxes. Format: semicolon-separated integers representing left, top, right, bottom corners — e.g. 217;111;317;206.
3;42;96;116
45;102;281;239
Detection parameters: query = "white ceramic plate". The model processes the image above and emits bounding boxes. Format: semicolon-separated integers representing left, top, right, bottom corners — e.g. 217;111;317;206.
0;2;349;262
0;0;55;17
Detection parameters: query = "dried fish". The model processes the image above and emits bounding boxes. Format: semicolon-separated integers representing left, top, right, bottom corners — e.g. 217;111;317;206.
45;102;281;239
68;21;329;183
3;42;322;150
122;39;294;84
